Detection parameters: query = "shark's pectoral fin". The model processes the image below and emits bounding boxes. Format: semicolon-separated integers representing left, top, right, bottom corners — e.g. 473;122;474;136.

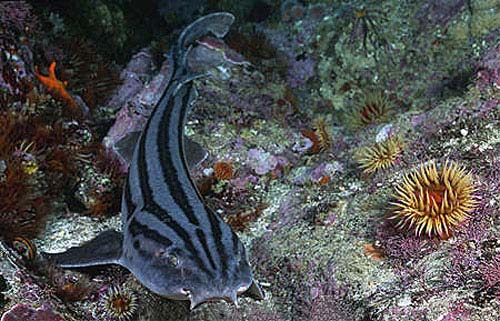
242;280;265;300
42;230;123;268
184;137;208;169
115;131;141;166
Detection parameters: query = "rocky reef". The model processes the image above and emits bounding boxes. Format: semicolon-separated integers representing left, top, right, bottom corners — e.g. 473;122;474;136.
0;1;499;320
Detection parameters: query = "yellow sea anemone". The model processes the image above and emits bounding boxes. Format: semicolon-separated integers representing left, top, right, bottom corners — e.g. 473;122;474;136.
390;160;478;238
355;136;403;173
313;118;332;152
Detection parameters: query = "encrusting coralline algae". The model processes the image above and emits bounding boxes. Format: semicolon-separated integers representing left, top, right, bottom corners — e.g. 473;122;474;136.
0;1;499;321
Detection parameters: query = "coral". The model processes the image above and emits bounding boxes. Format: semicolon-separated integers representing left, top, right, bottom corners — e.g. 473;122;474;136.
295;264;360;321
390;160;478;238
309;162;343;184
102;286;138;321
287;56;315;88
414;0;466;32
76;143;125;217
247;148;287;176
354;135;403;174
34;61;81;117
476;44;500;90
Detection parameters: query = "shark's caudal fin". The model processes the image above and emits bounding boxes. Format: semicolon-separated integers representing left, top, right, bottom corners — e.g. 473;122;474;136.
42;230;123;268
177;12;234;53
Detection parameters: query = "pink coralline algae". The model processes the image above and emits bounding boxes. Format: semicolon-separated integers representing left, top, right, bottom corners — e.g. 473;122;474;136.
247;148;288;176
1;303;66;321
310;162;343;183
479;254;500;289
476;45;500;90
287;57;315;88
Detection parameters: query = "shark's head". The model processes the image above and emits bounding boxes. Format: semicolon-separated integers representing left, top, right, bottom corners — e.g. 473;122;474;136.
121;217;263;309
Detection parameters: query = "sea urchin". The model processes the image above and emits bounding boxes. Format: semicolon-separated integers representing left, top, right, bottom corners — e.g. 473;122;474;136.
390;160;478;238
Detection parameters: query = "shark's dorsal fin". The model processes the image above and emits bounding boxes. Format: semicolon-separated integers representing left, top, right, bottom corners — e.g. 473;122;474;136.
42;230;123;268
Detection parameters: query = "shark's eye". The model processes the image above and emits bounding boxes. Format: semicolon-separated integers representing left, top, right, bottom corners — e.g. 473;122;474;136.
153;248;179;267
166;253;179;267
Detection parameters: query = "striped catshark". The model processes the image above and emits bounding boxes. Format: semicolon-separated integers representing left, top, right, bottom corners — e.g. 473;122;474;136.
44;12;263;309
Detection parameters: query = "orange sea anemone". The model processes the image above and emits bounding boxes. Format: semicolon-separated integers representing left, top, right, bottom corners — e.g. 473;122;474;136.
390;160;478;238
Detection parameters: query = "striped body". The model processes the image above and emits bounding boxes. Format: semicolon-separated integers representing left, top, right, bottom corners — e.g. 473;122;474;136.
121;67;254;306
44;12;262;309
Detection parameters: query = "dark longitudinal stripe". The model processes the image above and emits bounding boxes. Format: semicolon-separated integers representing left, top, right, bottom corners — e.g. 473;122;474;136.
124;178;136;220
231;230;239;257
128;217;173;248
136;113;212;276
157;83;200;227
171;86;229;275
196;228;216;271
205;207;228;274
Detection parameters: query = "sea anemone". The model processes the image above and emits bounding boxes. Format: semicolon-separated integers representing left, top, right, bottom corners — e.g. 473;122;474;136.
102;286;138;321
313;118;332;152
390;160;478;238
351;91;392;127
354;136;403;173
